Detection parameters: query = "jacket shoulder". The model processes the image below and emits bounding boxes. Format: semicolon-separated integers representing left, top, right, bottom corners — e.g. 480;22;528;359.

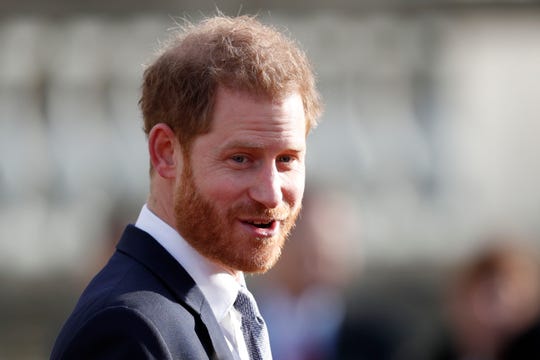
51;226;222;360
52;292;214;360
51;304;172;360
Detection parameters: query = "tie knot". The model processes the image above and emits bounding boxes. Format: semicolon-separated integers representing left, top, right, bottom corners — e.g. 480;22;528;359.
234;289;260;319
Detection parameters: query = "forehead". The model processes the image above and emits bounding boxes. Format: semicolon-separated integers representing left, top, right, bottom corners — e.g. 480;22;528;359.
208;87;307;145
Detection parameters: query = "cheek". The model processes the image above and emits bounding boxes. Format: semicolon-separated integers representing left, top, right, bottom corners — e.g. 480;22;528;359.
198;176;246;204
284;170;306;206
189;158;244;203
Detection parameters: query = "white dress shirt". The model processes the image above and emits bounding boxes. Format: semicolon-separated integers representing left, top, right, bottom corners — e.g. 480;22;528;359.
135;204;250;360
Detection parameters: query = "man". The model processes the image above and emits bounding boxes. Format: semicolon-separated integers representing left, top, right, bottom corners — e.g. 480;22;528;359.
50;14;321;360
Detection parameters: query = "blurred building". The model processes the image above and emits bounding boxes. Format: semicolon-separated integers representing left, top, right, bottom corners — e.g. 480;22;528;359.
1;1;540;359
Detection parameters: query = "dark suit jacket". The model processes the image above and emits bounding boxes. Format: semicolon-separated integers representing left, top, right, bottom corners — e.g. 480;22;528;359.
51;225;234;360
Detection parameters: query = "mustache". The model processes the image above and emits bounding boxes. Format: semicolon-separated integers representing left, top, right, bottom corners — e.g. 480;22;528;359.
230;202;293;220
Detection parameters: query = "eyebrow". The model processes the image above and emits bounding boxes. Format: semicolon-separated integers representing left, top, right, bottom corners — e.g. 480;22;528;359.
220;140;305;153
221;140;264;150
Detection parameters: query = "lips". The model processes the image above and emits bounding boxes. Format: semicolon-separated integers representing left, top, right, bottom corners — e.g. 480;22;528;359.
239;218;281;237
248;219;274;229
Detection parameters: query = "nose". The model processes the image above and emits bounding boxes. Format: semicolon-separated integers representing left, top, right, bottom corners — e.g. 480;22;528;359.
248;163;283;209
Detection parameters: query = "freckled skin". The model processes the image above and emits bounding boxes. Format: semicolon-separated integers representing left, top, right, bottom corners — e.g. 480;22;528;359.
174;87;307;274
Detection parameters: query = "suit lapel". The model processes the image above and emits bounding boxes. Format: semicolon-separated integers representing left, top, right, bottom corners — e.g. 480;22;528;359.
116;225;234;360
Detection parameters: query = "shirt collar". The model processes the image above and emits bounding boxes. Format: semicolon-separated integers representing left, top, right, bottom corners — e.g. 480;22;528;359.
134;204;244;321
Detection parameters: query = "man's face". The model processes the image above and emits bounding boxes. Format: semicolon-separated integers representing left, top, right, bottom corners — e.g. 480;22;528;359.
174;87;307;273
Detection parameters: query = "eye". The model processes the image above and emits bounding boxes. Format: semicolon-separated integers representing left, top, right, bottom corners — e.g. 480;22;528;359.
277;155;293;163
230;155;249;164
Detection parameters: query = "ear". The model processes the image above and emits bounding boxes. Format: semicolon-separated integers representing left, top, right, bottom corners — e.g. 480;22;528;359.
148;123;182;179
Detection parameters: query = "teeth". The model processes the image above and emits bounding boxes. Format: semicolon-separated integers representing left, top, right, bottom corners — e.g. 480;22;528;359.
248;220;274;228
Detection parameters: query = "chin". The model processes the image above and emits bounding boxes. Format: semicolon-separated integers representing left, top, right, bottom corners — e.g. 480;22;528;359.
239;240;284;274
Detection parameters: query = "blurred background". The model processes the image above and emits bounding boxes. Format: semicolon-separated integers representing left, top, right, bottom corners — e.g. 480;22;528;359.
2;0;540;359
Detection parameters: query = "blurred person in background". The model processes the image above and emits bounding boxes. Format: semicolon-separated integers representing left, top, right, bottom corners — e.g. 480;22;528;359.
51;14;321;360
499;309;540;360
254;187;402;360
254;187;357;360
433;236;540;360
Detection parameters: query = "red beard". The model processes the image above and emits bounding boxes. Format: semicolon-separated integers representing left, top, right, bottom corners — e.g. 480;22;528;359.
174;162;300;273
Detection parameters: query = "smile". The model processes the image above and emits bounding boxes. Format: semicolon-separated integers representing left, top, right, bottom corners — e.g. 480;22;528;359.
239;218;281;237
248;220;275;229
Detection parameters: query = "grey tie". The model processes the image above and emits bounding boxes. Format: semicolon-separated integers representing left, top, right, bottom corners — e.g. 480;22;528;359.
233;288;272;360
